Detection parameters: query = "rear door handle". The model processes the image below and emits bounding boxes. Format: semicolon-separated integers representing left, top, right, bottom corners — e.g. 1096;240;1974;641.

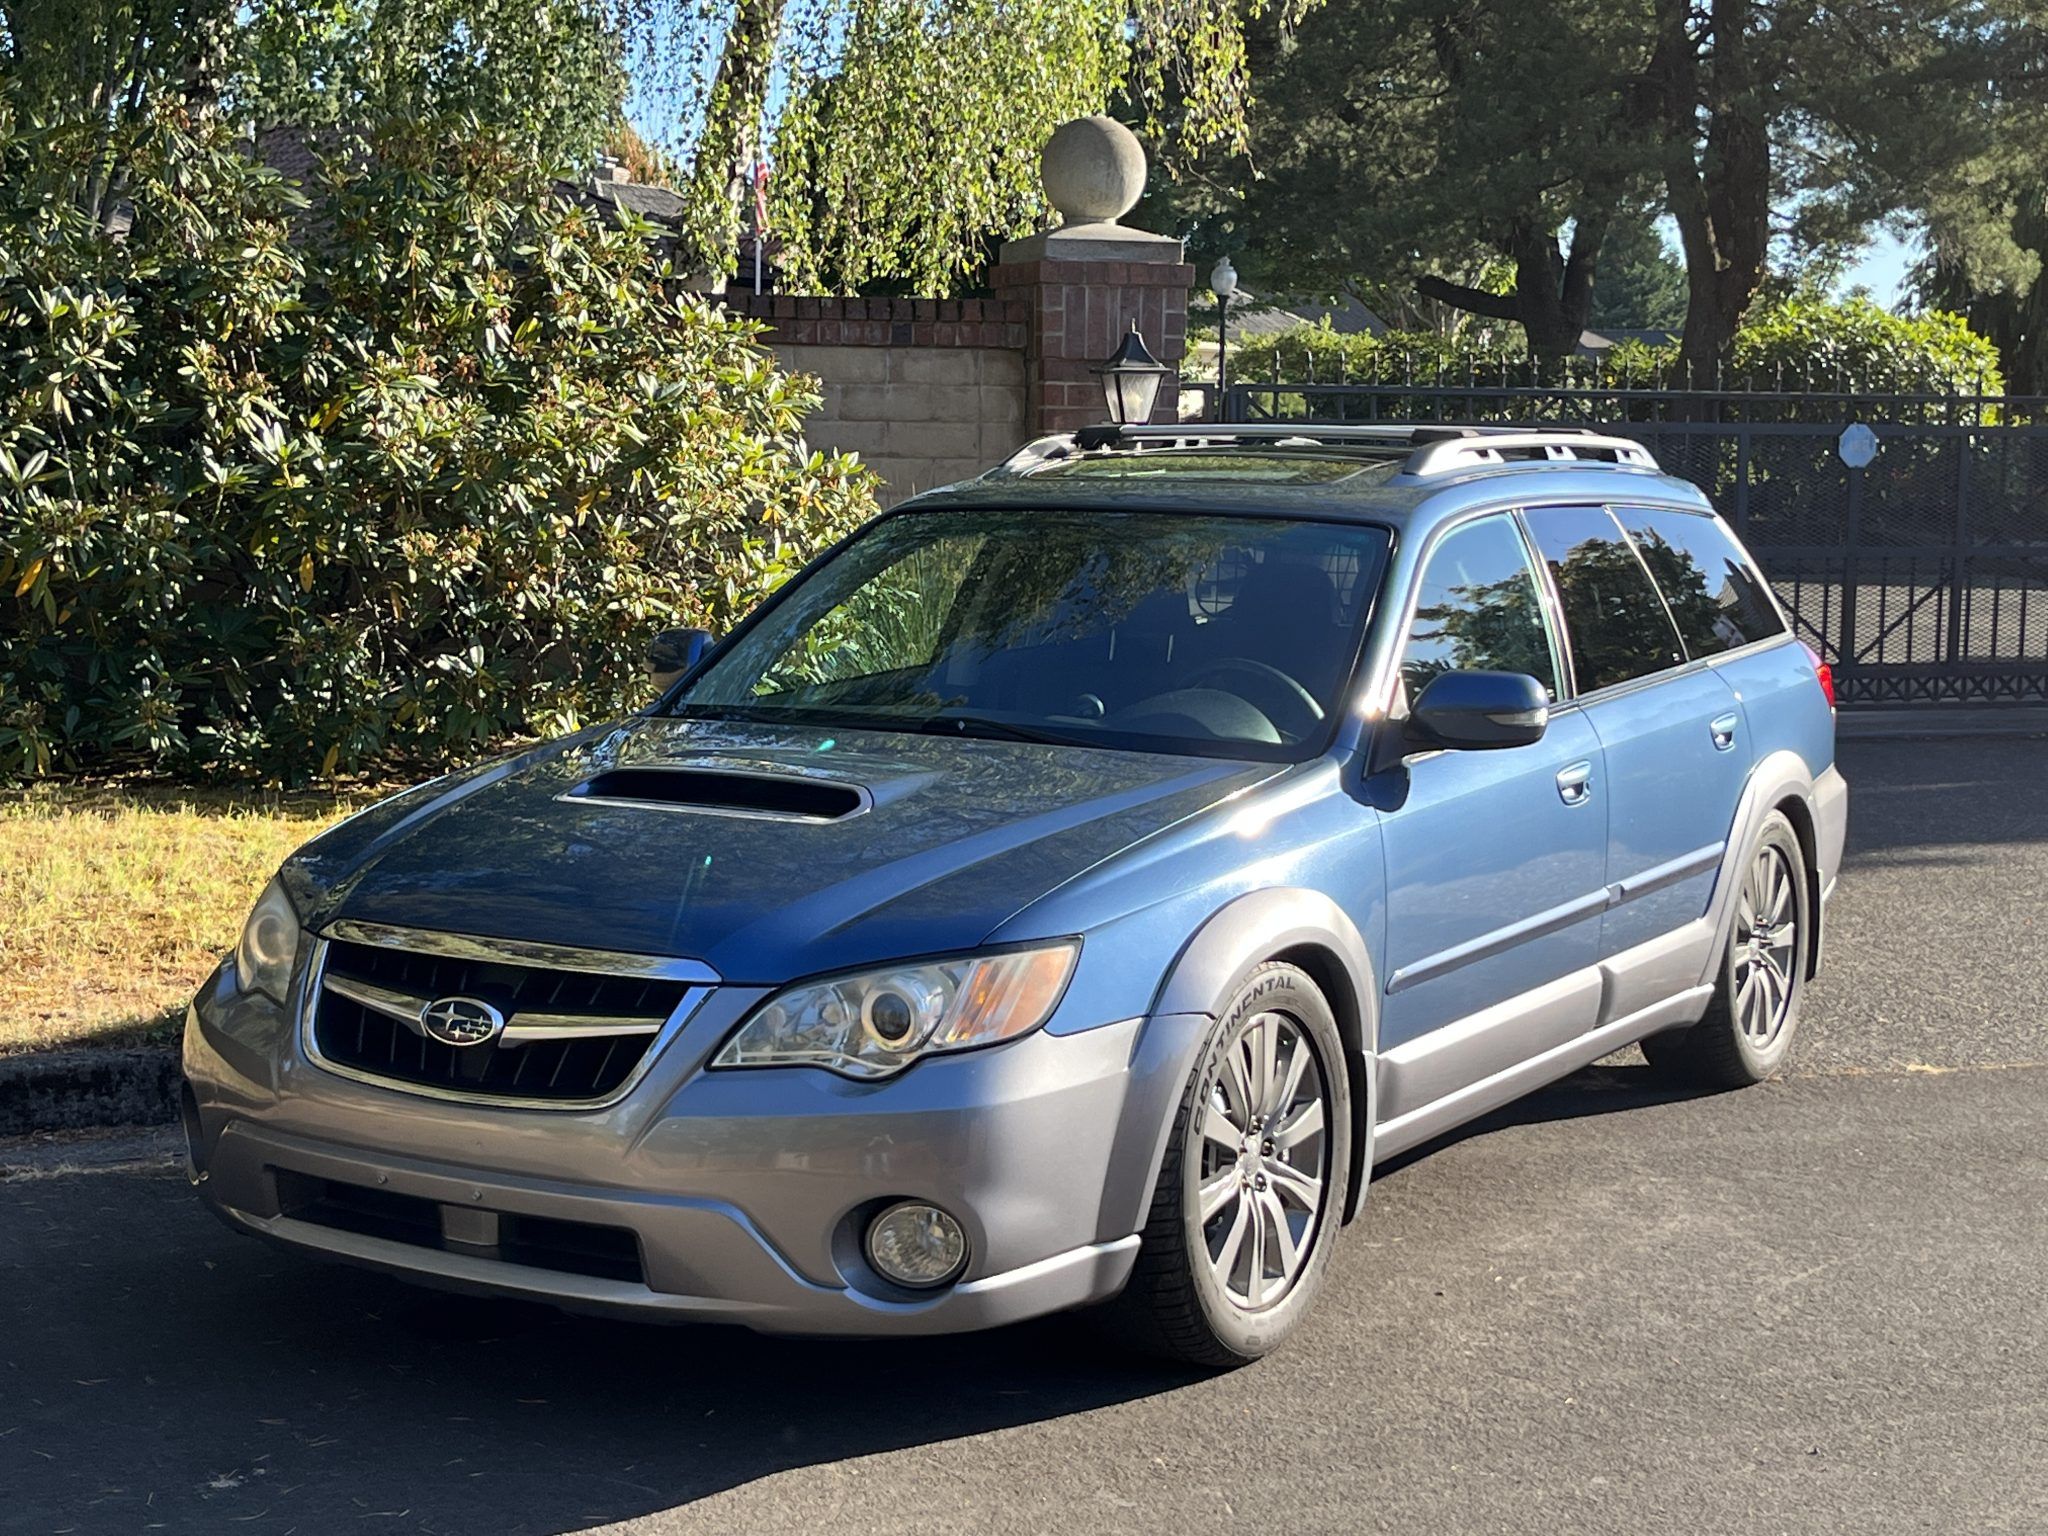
1710;712;1740;751
1556;760;1594;807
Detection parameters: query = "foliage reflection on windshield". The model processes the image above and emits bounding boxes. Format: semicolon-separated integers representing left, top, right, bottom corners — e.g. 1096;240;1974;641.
673;509;1391;761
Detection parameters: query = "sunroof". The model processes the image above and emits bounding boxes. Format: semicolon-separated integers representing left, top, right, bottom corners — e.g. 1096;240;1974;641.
1037;451;1401;485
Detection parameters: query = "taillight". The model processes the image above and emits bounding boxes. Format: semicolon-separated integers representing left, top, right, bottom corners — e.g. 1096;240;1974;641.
1803;643;1836;710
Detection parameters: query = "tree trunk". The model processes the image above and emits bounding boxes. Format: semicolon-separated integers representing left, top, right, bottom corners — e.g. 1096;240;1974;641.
1652;0;1771;383
1415;212;1610;359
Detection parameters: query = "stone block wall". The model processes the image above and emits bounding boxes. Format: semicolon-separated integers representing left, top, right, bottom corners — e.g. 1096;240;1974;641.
729;296;1033;505
724;248;1198;504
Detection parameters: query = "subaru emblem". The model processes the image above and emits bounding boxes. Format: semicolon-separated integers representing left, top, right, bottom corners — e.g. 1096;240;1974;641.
419;995;505;1048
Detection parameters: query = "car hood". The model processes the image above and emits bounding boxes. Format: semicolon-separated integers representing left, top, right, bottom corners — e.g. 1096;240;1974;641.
298;717;1277;981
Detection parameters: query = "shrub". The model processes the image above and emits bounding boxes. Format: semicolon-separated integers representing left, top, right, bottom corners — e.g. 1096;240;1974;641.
0;104;877;783
1728;295;2003;396
1221;296;2005;403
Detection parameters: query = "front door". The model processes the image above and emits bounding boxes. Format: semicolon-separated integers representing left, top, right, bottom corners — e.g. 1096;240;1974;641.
1374;512;1609;1125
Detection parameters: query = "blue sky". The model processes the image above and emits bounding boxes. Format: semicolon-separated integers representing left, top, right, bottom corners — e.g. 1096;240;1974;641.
1845;229;1915;306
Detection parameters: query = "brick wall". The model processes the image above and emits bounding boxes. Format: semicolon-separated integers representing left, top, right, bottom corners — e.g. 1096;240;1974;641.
989;258;1193;436
730;296;1032;505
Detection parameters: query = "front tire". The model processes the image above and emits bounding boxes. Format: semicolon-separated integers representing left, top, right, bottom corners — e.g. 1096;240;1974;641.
1643;810;1810;1088
1105;962;1352;1367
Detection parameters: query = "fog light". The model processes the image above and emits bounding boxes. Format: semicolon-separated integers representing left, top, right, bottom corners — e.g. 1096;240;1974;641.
865;1201;968;1288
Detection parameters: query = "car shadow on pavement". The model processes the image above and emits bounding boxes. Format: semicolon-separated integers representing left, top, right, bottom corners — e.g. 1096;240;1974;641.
2;1058;1716;1534
1372;1061;1715;1182
1;1167;1207;1534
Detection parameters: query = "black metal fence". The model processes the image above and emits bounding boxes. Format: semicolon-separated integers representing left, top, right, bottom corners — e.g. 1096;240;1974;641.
1186;379;2048;707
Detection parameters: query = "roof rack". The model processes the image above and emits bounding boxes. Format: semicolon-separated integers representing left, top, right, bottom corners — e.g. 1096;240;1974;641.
991;422;1660;480
1398;430;1659;477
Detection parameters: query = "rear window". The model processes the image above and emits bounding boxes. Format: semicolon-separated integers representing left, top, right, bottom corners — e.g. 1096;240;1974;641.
1613;506;1787;655
1522;506;1687;692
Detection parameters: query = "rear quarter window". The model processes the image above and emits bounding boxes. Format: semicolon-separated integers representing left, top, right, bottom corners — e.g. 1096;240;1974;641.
1612;506;1788;655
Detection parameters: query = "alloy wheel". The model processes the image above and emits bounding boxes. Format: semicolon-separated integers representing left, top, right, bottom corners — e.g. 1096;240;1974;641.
1733;843;1799;1049
1196;1010;1331;1311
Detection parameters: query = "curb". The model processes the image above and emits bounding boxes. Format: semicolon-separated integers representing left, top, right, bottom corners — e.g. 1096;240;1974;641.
1837;706;2048;740
0;1048;182;1137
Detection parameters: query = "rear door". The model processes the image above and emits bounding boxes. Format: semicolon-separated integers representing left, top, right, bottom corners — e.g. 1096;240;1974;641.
1375;512;1608;1119
1610;504;1827;778
1521;505;1750;965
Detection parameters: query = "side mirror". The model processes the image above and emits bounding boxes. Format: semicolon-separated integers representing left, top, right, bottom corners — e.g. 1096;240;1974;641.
647;627;715;692
1407;670;1550;751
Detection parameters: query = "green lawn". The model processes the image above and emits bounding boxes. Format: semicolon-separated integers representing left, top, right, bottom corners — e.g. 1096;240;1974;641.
0;785;369;1054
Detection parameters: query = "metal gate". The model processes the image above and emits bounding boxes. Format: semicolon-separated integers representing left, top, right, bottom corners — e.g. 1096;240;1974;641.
1202;379;2048;707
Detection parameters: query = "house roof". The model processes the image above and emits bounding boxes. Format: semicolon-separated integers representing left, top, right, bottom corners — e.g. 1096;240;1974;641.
1578;327;1680;353
578;176;689;226
1193;293;1390;338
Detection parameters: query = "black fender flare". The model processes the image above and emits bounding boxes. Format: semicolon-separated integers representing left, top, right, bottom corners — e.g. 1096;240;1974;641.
1101;889;1382;1237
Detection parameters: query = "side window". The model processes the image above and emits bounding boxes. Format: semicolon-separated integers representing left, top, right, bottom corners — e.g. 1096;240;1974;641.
1522;506;1686;692
1400;514;1561;702
1612;506;1788;655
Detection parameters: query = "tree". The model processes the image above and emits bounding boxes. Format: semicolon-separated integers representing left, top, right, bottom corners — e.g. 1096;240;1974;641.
1181;0;2044;370
240;0;626;165
0;0;238;220
664;0;1314;293
1638;0;2046;376
9;0;1317;295
1908;97;2048;394
1589;212;1686;333
1;0;627;221
1194;0;1657;358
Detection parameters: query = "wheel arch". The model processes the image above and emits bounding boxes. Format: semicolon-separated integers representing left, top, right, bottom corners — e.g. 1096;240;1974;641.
1701;749;1819;991
1148;888;1381;1224
1770;790;1825;979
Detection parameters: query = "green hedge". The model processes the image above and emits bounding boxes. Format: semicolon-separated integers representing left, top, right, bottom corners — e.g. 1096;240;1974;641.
0;105;877;783
1222;296;2005;399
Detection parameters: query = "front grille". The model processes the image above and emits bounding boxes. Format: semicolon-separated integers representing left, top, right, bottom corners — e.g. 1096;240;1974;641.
275;1172;645;1283
310;935;699;1104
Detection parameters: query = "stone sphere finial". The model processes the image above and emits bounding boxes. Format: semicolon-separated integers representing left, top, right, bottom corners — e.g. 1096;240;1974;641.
1040;116;1147;225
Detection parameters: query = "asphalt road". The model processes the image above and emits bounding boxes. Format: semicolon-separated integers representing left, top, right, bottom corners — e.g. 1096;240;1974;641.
4;737;2045;1536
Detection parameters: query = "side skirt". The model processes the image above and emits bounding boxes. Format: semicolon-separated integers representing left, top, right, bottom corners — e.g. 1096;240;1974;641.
1371;984;1713;1163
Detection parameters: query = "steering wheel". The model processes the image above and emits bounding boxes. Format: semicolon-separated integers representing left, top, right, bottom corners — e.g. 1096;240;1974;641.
1182;658;1324;739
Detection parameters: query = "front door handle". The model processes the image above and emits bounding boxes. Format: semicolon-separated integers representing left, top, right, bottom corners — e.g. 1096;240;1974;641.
1710;711;1740;752
1556;760;1594;807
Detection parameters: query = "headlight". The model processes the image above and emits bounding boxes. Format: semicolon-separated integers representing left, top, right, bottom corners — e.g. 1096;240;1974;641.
234;876;302;1004
712;943;1078;1080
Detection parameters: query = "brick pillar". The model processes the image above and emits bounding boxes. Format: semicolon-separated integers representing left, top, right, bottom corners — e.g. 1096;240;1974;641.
989;254;1195;438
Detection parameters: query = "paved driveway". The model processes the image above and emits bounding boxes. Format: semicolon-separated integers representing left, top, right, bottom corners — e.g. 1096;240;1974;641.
4;738;2044;1536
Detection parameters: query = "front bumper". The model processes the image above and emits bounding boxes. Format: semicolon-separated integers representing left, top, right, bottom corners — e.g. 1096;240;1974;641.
182;963;1208;1336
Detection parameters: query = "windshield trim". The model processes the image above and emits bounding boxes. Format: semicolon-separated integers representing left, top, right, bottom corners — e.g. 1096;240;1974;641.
655;502;1397;765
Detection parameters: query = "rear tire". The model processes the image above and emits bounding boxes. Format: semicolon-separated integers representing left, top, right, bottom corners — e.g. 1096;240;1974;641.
1102;962;1352;1368
1643;810;1810;1089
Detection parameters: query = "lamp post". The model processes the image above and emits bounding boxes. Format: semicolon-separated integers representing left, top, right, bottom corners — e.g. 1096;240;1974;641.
1210;255;1239;422
1094;321;1169;427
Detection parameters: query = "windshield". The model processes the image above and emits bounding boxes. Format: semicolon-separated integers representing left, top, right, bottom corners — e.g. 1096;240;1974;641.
670;508;1392;761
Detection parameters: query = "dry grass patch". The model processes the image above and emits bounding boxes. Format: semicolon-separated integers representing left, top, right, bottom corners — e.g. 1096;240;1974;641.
0;784;370;1054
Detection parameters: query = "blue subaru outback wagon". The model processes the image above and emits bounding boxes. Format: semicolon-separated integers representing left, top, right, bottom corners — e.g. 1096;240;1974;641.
184;423;1847;1366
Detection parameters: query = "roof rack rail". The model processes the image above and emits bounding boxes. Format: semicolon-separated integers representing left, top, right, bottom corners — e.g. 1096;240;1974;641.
1106;423;1438;445
987;422;1660;479
1398;431;1659;477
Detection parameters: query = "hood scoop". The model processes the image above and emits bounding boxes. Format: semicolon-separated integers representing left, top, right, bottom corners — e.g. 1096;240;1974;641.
561;767;869;824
